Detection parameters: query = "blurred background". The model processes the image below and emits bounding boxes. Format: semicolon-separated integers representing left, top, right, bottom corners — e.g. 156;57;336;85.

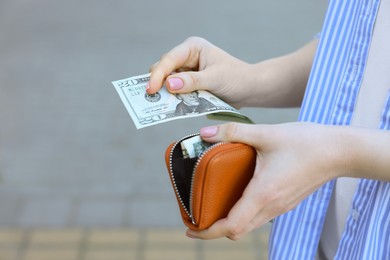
0;0;327;259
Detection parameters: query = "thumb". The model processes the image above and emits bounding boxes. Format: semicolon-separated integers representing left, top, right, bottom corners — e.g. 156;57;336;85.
166;71;210;93
200;123;270;148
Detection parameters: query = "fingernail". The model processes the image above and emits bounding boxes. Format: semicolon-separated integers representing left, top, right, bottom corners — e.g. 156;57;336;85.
146;82;150;90
186;233;198;239
200;126;218;138
167;78;184;90
186;230;199;239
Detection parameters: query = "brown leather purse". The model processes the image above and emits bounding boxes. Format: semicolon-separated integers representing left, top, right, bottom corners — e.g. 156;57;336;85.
165;134;256;231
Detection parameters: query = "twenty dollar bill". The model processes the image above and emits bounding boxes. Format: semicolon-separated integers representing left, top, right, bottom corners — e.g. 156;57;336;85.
112;73;253;129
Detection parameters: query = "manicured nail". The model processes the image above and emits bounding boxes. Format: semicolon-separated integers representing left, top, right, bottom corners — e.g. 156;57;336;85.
186;230;199;239
167;78;184;90
186;233;198;239
200;126;218;138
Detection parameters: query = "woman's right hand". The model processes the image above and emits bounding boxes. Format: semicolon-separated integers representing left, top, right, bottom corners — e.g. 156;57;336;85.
147;37;253;108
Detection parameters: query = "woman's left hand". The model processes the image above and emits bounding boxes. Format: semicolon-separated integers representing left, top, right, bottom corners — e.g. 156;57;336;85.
187;122;350;240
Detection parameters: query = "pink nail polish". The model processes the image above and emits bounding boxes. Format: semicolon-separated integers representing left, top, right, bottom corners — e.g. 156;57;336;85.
186;230;199;239
200;126;218;137
167;78;184;90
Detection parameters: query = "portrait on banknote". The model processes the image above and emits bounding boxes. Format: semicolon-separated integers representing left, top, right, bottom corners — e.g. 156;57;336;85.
174;91;216;116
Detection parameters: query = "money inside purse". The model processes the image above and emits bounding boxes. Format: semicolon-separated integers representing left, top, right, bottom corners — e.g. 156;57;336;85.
169;135;212;215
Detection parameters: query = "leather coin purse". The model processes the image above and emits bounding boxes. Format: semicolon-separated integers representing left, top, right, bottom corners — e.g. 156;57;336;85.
165;134;256;231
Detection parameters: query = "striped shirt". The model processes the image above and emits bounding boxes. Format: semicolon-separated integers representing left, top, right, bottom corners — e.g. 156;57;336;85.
268;0;390;259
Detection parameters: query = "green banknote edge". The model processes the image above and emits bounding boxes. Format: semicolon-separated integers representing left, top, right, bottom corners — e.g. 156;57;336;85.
206;112;254;124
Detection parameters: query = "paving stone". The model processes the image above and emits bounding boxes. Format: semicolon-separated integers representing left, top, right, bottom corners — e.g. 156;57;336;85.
83;249;137;260
144;228;196;248
201;233;254;250
29;229;83;247
22;248;79;260
87;229;139;247
203;249;257;260
0;247;19;260
144;248;197;260
0;229;24;246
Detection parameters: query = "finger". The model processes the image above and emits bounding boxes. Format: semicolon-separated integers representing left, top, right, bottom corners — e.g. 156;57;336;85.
164;70;213;93
148;60;160;72
186;218;245;240
147;39;202;94
186;176;264;240
186;198;259;240
186;219;228;240
200;123;272;148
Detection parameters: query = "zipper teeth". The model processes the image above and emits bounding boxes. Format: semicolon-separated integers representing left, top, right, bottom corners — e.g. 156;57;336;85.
169;133;199;219
189;141;225;225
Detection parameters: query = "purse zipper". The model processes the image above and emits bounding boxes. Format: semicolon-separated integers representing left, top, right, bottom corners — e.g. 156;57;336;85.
168;133;199;219
169;133;225;225
189;141;225;225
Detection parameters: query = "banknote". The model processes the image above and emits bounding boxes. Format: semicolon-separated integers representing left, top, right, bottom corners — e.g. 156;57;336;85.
112;73;253;129
181;135;212;159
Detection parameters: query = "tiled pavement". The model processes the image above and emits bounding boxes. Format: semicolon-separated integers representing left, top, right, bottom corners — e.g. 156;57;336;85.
0;227;270;260
0;0;326;259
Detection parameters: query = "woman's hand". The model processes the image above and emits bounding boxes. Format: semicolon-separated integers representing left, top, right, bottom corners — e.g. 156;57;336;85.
147;37;254;108
148;37;318;108
187;122;351;240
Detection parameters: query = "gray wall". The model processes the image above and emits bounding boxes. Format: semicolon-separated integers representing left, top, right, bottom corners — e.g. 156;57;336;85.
0;0;327;227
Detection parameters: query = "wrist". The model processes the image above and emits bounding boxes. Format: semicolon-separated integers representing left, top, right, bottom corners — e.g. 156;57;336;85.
248;55;308;107
308;125;361;181
328;126;390;182
327;126;358;179
343;127;390;181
